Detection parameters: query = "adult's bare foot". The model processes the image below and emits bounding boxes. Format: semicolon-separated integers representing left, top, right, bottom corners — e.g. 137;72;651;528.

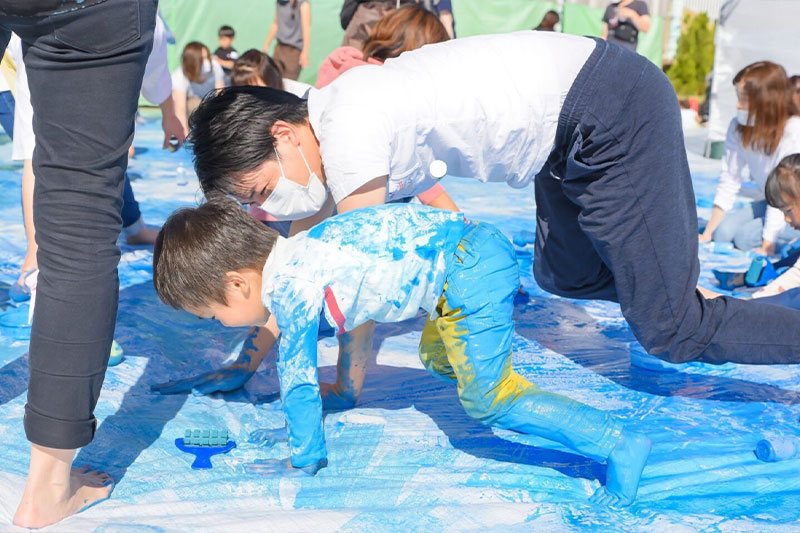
13;445;113;529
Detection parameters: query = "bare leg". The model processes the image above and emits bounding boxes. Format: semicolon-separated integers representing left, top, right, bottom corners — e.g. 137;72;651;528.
13;444;113;529
124;224;160;245
697;285;721;299
18;158;38;281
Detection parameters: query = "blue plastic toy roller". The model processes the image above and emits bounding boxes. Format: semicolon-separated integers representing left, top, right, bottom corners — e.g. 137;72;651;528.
175;429;236;469
744;256;784;287
755;436;800;462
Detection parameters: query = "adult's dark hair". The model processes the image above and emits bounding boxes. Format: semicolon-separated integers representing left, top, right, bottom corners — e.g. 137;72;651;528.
153;194;278;311
733;61;794;155
765;154;800;209
535;10;560;31
230;49;284;90
219;25;235;38
182;41;210;84
188;86;308;196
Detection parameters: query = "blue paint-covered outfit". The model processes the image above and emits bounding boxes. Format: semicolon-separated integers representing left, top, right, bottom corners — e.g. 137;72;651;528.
262;204;624;469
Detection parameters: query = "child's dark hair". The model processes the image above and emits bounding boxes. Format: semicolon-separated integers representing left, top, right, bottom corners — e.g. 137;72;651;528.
219;25;235;38
153;195;278;311
765;154;800;209
230;49;284;90
188;86;308;197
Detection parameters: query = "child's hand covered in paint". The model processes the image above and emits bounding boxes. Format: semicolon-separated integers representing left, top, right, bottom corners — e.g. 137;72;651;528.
247;426;289;447
319;381;357;411
243;458;327;477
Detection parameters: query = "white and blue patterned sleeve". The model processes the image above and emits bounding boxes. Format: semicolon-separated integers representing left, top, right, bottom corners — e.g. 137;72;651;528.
272;276;326;468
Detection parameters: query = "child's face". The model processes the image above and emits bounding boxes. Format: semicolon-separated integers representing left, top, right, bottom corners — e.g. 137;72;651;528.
188;270;268;328
219;36;233;49
779;197;800;230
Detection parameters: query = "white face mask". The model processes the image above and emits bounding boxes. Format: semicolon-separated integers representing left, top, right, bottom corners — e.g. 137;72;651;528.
258;145;327;221
202;59;212;74
736;108;751;126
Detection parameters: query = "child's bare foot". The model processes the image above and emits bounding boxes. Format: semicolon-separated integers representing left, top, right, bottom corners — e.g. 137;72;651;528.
125;226;160;245
13;445;114;529
590;430;650;507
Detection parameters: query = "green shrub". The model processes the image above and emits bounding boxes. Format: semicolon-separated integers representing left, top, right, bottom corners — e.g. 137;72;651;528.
668;12;715;97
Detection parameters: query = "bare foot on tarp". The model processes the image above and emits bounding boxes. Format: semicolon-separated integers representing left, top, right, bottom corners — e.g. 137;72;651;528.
13;465;113;529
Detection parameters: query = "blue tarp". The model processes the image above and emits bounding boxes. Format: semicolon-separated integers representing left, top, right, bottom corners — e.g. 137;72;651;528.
0;119;798;531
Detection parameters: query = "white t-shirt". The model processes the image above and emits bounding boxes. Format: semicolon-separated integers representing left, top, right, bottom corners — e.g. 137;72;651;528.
713;116;800;242
8;34;33;161
171;60;224;100
282;77;312;99
307;31;595;204
140;13;172;106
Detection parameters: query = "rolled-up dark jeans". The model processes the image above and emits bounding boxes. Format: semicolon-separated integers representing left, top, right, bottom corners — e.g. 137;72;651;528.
0;0;156;448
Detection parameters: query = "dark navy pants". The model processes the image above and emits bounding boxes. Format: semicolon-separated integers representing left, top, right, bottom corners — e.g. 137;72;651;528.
0;0;156;448
533;39;800;365
756;289;800;311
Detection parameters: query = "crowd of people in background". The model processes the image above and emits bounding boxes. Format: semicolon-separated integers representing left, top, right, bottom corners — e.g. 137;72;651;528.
163;0;655;138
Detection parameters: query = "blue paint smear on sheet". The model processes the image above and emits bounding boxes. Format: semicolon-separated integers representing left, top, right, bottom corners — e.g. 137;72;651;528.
0;118;799;531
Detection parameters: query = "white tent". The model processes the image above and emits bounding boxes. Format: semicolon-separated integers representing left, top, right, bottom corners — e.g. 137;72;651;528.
707;0;800;149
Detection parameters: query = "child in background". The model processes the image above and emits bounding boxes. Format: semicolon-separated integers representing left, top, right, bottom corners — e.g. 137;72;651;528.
153;198;651;507
792;75;800;114
213;25;239;85
263;0;311;81
752;154;800;301
231;49;312;98
535;10;560;31
172;42;225;135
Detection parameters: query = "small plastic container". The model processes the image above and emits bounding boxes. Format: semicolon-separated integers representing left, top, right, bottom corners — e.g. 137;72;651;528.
755;436;800;462
176;163;189;186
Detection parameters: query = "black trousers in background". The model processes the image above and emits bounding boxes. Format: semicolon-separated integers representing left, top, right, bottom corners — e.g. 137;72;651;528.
0;0;156;449
534;38;800;365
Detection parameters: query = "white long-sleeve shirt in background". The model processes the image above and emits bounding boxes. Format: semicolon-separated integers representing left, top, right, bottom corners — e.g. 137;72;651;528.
9;12;172;161
713;117;800;243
